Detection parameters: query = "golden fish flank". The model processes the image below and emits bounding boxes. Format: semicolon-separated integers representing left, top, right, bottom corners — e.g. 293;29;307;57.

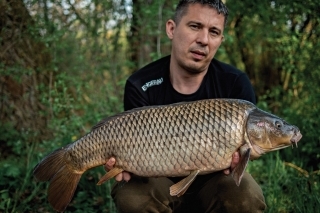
33;99;302;212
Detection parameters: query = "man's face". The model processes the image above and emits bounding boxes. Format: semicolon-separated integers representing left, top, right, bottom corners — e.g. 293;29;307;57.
166;3;225;74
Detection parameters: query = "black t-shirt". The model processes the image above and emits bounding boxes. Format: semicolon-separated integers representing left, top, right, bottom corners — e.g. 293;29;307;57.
124;55;256;111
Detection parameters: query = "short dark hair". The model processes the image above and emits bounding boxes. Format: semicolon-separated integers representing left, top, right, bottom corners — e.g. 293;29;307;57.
173;0;229;27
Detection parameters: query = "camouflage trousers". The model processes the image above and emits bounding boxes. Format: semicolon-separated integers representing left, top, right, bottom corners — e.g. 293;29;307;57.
111;172;266;213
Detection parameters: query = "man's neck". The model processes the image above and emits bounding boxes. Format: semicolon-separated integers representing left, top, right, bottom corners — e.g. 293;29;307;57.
170;65;207;95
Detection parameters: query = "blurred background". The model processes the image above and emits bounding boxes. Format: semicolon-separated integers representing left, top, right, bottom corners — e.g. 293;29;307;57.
0;0;319;212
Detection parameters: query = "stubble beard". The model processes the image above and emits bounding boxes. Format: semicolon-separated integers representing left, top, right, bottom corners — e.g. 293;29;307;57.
179;59;209;75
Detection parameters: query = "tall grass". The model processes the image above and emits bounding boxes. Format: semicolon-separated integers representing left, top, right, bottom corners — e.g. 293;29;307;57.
248;152;320;213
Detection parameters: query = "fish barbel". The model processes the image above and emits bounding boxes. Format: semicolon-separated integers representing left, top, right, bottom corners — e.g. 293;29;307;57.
33;99;302;212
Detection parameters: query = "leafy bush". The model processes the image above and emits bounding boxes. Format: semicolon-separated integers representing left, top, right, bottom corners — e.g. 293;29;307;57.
1;0;319;212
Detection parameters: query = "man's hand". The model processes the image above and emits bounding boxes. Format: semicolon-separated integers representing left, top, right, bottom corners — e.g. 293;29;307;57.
104;157;131;182
223;151;240;175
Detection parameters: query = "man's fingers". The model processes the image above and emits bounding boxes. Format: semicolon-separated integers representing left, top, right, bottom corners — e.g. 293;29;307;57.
115;172;123;182
230;151;240;170
104;157;131;182
107;157;116;166
123;172;131;182
105;157;116;171
223;151;240;175
223;169;230;175
114;171;130;182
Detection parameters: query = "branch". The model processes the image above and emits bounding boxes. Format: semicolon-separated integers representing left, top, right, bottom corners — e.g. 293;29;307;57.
66;0;88;27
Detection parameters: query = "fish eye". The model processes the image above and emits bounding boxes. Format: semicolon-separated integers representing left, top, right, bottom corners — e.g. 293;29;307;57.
275;121;282;128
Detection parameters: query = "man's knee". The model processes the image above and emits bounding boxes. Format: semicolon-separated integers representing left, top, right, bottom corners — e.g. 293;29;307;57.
218;172;266;212
112;183;147;213
196;172;266;213
111;177;179;213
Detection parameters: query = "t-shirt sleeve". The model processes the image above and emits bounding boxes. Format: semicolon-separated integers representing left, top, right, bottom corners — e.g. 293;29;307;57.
230;73;256;104
123;79;149;111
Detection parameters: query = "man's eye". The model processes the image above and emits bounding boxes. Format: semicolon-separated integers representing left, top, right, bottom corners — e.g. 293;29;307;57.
210;31;219;36
190;25;199;30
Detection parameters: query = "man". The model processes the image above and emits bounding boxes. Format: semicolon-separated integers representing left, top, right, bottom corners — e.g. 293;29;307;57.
106;0;266;212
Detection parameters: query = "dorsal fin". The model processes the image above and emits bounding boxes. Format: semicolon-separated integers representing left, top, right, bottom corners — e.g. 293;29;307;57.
91;101;196;130
92;105;160;130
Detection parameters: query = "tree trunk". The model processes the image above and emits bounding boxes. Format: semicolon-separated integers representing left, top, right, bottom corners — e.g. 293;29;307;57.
0;0;52;151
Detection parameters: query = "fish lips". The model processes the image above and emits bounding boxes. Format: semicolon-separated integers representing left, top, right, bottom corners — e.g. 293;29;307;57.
290;130;302;147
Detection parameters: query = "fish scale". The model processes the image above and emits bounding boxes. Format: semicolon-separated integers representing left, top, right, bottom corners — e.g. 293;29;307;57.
81;99;246;177
33;98;302;212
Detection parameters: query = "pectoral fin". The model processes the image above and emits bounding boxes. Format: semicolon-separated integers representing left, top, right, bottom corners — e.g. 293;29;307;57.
97;167;124;185
232;148;251;186
169;170;199;197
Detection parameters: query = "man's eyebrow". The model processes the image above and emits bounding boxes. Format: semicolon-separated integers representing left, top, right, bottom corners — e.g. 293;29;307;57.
187;21;203;25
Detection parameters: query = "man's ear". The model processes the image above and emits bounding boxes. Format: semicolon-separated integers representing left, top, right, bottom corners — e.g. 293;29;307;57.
166;19;176;39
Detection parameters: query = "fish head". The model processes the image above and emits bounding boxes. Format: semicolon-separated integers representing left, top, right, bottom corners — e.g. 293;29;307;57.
246;108;302;159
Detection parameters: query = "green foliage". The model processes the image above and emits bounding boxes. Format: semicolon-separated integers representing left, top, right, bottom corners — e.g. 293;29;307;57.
248;152;320;213
0;0;319;212
1;0;128;212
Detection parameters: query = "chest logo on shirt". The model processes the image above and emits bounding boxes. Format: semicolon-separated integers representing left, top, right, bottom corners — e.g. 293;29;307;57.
141;77;163;91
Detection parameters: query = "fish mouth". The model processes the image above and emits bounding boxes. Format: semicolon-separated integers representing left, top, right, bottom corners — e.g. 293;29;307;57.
250;130;303;155
290;130;302;148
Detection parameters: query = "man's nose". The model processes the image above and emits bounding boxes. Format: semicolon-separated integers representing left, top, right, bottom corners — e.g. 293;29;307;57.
196;30;209;46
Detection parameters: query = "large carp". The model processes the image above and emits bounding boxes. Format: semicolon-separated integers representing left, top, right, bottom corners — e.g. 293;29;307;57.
33;99;302;212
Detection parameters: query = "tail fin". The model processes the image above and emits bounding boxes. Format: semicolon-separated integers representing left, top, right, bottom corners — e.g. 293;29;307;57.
33;146;83;212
